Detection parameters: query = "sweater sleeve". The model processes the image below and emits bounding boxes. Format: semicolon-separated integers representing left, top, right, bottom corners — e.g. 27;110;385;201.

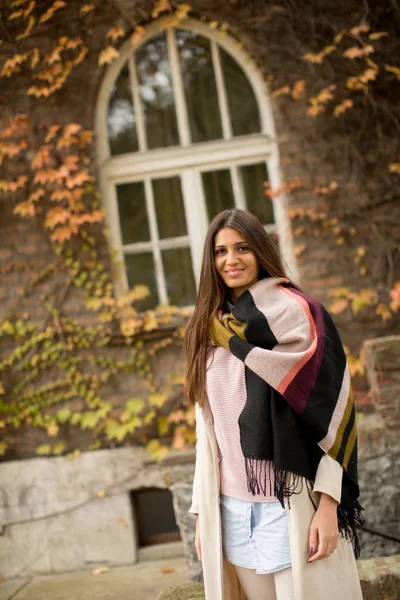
313;453;343;504
188;403;202;515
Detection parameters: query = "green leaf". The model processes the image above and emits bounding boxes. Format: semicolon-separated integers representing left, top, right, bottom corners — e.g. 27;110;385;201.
0;441;8;456
125;397;144;415
53;441;66;455
149;392;167;408
36;444;51;455
57;406;71;423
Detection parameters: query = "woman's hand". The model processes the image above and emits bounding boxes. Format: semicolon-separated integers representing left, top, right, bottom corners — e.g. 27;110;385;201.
308;492;339;562
195;514;202;562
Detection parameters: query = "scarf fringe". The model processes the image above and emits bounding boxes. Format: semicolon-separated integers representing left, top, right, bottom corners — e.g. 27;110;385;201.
245;458;366;559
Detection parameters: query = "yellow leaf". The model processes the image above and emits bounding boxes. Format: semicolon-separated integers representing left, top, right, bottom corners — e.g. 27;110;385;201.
98;46;120;66
36;444;51;455
47;423;59;437
53;441;66;455
356;246;366;256
385;64;400;80
175;3;191;20
368;31;388;41
334;29;346;45
80;3;96;15
16;15;35;40
209;20;219;29
294;244;306;256
158;416;169;436
336;237;345;245
0;442;7;456
149;392;167;408
389;162;400;173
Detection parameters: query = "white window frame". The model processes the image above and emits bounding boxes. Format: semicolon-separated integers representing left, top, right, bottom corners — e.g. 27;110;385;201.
95;18;298;303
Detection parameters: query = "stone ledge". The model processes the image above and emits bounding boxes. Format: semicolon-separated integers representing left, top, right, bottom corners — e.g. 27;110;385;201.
158;554;400;600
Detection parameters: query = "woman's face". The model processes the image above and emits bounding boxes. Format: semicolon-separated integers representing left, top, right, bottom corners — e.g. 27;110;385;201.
214;227;259;301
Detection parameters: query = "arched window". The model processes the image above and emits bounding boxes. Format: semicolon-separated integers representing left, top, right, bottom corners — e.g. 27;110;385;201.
96;19;296;310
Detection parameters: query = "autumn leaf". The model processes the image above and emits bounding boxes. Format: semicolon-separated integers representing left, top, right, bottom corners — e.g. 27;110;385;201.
343;45;374;59
158;416;169;436
328;298;349;314
16;15;35;41
271;85;290;98
92;567;110;575
333;99;353;117
389;162;400;173
51;225;75;242
36;444;52;455
350;23;370;36
368;31;388;41
45;207;71;229
53;441;66;455
39;0;66;23
47;423;59;436
385;64;400;80
151;0;172;18
149;392;168;408
334;29;346;45
0;442;8;456
306;104;325;117
389;281;400;311
8;9;24;20
24;1;36;17
303;45;336;64
376;303;392;322
175;3;191;20
80;3;96;15
45;124;60;143
291;80;305;99
105;26;125;43
14;201;35;217
98;46;119;66
0;52;29;77
161;568;176;574
130;25;145;47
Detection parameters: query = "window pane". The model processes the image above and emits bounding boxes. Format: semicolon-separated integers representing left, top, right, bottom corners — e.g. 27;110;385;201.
125;253;158;311
116;182;150;244
240;163;274;224
108;63;139;156
135;34;180;149
220;47;261;136
162;247;196;306
202;169;235;221
152;177;187;239
176;30;222;143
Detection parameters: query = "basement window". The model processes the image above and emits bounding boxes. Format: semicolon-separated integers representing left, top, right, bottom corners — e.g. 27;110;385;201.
132;488;181;546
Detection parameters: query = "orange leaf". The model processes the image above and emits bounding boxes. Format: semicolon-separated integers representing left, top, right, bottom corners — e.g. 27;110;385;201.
1;52;30;77
65;170;92;189
376;303;392;322
368;31;388;41
66;37;83;50
51;188;71;202
161;568;176;574
328;298;349;314
73;46;88;66
333;99;353;117
39;0;66;23
291;80;305;99
151;0;172;18
14;201;35;217
24;1;36;17
80;3;96;15
343;45;374;59
271;85;290;98
98;46;119;66
29;188;45;202
45;207;71;228
306;104;325;117
350;23;370;36
30;48;40;69
389;162;400;174
130;25;145;47
45;125;60;143
105;26;125;43
51;225;75;242
8;9;24;19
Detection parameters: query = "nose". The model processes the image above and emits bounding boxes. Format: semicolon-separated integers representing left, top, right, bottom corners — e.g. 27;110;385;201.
226;250;239;265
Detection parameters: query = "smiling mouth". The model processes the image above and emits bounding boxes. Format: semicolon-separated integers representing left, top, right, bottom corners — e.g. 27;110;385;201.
225;269;244;275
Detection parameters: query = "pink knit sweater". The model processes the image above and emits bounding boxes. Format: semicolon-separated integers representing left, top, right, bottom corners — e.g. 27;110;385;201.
206;344;278;502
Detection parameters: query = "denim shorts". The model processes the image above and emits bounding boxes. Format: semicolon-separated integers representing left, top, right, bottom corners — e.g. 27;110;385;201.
220;494;292;574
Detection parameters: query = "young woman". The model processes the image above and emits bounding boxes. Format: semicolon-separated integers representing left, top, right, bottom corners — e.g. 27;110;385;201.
184;209;364;600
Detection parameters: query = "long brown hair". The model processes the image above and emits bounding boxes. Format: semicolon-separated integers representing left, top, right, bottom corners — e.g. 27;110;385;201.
184;209;297;406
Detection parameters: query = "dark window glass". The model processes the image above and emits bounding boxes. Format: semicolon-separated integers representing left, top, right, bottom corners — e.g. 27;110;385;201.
240;163;274;224
135;34;180;149
162;247;196;306
176;29;222;143
220;47;261;136
152;177;187;239
108;63;139;155
116;182;150;244
202;169;235;221
125;253;158;311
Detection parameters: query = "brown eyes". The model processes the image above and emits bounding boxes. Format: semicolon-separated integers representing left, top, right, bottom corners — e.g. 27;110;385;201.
214;246;250;255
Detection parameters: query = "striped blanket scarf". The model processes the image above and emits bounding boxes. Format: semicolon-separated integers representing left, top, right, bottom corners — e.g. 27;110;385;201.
209;276;365;556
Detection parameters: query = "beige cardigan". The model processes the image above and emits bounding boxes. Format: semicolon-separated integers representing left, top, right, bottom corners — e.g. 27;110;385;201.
189;398;363;600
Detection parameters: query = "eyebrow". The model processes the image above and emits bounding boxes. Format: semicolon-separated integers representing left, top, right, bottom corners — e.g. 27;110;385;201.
214;240;248;249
